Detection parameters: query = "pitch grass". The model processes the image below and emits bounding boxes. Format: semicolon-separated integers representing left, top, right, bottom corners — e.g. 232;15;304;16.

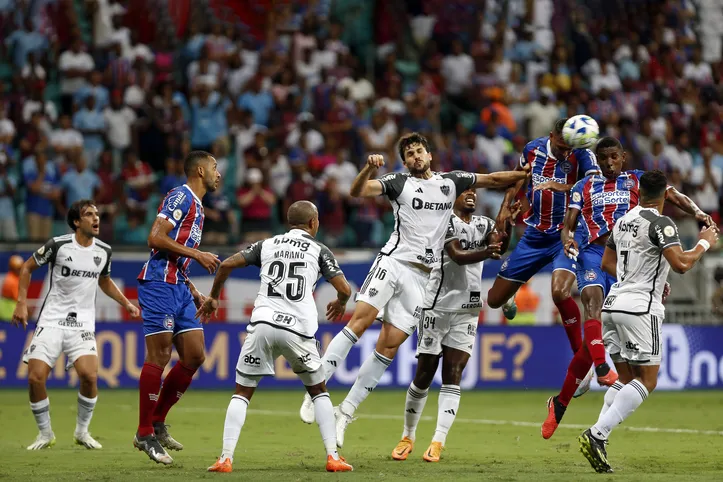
1;389;723;481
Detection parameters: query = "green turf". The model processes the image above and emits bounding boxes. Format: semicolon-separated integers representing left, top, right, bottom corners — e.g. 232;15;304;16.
1;389;723;480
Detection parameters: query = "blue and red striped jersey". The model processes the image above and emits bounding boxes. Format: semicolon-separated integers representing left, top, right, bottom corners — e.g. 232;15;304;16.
521;137;599;234
569;170;645;245
137;184;205;284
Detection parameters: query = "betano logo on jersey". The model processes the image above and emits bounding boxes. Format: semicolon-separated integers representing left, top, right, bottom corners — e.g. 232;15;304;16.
460;239;486;250
411;198;453;211
60;266;100;278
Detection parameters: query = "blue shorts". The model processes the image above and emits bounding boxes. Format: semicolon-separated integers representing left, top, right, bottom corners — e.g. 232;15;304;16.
138;280;202;337
498;226;576;283
576;243;616;296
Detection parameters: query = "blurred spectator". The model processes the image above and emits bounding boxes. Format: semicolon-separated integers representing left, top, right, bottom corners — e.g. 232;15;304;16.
683;45;713;85
237;168;275;243
21;52;47;81
268;148;292;199
103;91;136;160
0;153;18;241
317;176;346;247
60;153;101;209
121;151;155;227
58;37;95;115
5;17;47;68
74;70;109;111
664;130;694;184
22;149;59;241
284;162;316;222
0;255;23;321
238;76;274;127
95;150;119;237
203;190;236;245
690;148;723;225
643;139;672;173
51;114;83;156
286;112;324;153
441;39;474;105
159;157;186;196
73;96;106;168
525;87;559;139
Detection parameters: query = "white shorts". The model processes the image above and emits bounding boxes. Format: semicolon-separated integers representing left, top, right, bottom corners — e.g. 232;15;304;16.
601;310;663;366
602;316;623;362
235;322;324;387
416;309;478;356
356;255;429;335
22;326;97;369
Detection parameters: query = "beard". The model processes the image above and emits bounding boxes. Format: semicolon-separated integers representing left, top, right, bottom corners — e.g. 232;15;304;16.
408;161;430;175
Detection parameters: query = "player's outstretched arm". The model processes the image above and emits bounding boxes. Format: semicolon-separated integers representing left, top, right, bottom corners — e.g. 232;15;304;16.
601;247;618;278
349;155;385;198
665;186;714;226
488;201;522;255
663;226;718;274
195;250;254;321
326;274;352;321
147;217;220;273
11;256;41;329
98;276;140;317
472;166;529;190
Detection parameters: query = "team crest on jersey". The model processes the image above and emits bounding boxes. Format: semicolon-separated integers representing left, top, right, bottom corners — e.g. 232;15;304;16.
368;288;378;297
440;185;450;196
585;270;597;281
164;314;175;329
93;255;101;266
624;178;635;189
559;161;573;174
37;245;45;256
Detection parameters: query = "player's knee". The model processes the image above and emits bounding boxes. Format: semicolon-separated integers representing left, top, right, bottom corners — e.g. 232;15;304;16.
551;287;571;305
79;371;98;388
441;364;465;385
639;375;657;393
183;353;205;369
413;371;434;390
27;369;47;388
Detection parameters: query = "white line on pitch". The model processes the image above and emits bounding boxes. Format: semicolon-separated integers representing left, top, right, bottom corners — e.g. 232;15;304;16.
109;404;723;436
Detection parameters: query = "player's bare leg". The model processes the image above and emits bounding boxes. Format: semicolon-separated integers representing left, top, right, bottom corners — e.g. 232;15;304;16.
393;354;439;460
301;301;379;423
335;322;408;447
486;277;521;319
551;269;583;353
208;383;257;473
134;332;173;464
151;330;206;450
423;347;469;462
26;359;55;450
580;364;659;473
73;354;101;449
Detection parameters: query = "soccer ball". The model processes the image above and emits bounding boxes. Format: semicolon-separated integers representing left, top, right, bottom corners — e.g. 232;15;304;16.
562;115;599;149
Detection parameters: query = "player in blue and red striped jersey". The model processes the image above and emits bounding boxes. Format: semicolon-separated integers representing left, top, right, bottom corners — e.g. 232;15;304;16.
133;151;222;464
488;119;599;355
541;137;713;439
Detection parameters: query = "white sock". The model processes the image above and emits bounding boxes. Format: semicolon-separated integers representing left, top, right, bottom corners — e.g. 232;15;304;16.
402;382;429;441
75;393;97;434
591;379;648;440
598;381;623;418
30;398;52;435
340;350;392;416
312;392;339;459
220;395;249;461
322;327;358;382
432;385;461;445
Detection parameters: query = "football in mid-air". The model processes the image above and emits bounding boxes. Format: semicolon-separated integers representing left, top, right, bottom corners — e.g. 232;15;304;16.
562;115;599;149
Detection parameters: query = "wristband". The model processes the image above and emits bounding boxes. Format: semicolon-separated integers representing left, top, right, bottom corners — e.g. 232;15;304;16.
697;239;711;252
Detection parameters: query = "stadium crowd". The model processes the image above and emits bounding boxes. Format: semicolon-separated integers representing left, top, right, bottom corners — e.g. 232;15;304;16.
0;0;721;249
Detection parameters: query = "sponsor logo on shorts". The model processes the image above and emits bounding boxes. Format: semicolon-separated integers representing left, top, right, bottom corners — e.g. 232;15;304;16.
467;324;475;336
297;353;311;364
163;314;174;330
29;344;36;354
500;258;509;272
440;185;450;196
469;291;480;303
423;337;433;347
585;269;597;281
243;354;261;366
368;288;378;297
81;331;95;341
625;341;639;351
603;295;616;308
272;312;298;326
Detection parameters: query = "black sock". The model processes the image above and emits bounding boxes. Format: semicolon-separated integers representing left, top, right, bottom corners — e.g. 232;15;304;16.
595;362;611;377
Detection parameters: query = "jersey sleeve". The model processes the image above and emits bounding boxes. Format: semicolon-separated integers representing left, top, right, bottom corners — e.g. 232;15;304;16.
579;149;600;176
518;143;533;168
481;217;496;241
648;216;681;250
101;249;112;277
32;238;57;266
569;179;586;211
318;245;343;280
442;171;476;197
239;241;263;267
378;172;407;201
606;230;616;250
157;188;192;228
444;217;459;245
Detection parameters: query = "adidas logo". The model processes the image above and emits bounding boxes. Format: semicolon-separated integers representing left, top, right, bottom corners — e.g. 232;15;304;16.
66;256;73;262
444;408;456;415
365;386;374;393
327;360;337;367
415;187;423;193
406;408;417;414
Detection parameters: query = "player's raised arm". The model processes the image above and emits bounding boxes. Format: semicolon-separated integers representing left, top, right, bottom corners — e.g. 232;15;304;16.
561;180;585;259
147;216;220;273
349;154;385;198
472;164;529;189
665;185;714;227
662;225;718;274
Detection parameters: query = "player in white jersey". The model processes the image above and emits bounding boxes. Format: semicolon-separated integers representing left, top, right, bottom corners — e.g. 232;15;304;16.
11;200;140;450
298;132;529;448
391;189;519;462
196;201;354;473
578;171;719;473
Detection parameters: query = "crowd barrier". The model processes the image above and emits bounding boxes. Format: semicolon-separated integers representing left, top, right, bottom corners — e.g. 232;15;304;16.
2;324;722;390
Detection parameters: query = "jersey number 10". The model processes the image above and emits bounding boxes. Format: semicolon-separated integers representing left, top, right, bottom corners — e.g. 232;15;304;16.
267;261;307;301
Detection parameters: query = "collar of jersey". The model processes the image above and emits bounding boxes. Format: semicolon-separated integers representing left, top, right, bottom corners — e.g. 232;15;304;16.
183;183;203;205
288;228;310;237
72;233;95;250
637;206;661;216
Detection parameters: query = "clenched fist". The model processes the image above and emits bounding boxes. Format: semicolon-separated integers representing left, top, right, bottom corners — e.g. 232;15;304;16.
367;154;385;168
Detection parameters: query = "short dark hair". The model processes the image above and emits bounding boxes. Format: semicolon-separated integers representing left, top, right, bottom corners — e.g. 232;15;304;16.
595;136;623;153
553;118;568;135
287;200;317;227
184;150;212;177
639;170;668;201
67;199;96;231
398;132;431;160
